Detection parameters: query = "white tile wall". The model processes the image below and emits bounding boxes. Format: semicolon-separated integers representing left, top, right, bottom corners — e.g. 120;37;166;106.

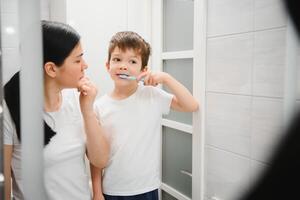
205;146;251;200
251;97;284;163
254;0;287;30
205;1;291;199
207;33;253;95
253;28;286;97
66;0;128;96
207;0;253;37
249;160;268;188
206;93;252;156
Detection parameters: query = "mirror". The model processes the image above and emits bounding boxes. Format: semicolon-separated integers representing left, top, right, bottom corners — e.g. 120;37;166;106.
1;0;299;200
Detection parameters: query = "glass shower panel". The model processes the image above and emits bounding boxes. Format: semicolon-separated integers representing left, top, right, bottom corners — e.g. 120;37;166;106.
163;0;194;52
162;191;178;200
162;127;192;198
163;59;193;125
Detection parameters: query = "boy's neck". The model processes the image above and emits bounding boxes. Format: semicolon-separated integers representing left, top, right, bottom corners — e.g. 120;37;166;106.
110;84;139;100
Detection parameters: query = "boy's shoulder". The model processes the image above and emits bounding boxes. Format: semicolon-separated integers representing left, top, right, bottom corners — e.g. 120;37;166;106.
137;84;170;98
95;94;110;105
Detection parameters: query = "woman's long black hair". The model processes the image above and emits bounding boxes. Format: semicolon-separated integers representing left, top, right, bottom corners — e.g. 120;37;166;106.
4;20;80;145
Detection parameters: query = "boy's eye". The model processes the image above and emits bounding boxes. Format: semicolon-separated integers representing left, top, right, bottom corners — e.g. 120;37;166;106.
75;60;81;63
129;60;137;64
112;58;120;62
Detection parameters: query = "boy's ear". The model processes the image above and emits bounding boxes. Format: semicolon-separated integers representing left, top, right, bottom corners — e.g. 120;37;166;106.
44;62;57;78
105;62;110;71
142;66;148;72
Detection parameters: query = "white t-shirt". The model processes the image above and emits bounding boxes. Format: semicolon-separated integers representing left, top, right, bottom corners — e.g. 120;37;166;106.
3;89;91;200
94;84;173;196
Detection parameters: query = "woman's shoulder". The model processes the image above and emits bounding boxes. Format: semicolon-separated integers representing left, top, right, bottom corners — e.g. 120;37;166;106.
61;89;81;113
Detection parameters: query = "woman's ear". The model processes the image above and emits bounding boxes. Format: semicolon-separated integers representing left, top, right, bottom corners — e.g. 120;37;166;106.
44;62;57;78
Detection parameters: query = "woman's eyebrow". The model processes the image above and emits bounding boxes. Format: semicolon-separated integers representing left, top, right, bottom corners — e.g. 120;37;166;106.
76;53;84;57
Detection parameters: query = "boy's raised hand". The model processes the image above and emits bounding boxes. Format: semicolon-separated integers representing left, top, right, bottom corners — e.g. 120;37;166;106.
138;70;170;86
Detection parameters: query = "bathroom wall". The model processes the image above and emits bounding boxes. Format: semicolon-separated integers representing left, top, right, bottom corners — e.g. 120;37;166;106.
65;0;151;96
204;0;300;199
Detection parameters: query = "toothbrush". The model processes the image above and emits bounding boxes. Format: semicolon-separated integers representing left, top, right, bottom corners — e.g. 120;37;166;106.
118;74;145;82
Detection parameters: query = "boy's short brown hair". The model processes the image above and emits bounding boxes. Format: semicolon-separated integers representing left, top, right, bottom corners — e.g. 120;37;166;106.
108;31;151;70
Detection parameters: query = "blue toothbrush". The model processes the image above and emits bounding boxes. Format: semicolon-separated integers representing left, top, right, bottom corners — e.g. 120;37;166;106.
118;74;145;82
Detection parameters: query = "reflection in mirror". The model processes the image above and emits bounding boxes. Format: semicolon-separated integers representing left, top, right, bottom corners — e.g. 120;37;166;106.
0;2;4;198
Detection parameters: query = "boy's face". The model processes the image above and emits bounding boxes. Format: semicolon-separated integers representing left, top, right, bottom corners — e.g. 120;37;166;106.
106;47;145;86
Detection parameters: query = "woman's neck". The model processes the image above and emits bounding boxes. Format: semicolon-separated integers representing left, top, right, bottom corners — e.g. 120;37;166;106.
110;84;138;100
44;80;62;112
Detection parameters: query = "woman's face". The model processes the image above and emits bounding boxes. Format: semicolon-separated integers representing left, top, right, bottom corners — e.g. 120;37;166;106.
55;42;88;89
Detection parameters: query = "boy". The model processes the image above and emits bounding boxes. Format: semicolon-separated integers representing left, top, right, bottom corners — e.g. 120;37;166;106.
92;31;198;200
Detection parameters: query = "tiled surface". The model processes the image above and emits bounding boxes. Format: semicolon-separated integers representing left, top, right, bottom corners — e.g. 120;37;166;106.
207;0;253;37
206;93;251;156
205;146;251;200
254;0;287;30
253;28;286;97
207;33;253;95
251;97;284;163
249;160;268;186
205;1;290;199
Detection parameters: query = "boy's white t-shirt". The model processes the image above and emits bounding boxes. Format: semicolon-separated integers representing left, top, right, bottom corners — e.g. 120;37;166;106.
3;89;91;200
95;84;173;196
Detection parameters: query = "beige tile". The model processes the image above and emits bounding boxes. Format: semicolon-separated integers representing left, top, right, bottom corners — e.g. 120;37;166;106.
205;146;251;200
254;0;287;30
251;97;284;163
208;0;253;37
253;29;286;97
207;33;253;94
206;93;251;156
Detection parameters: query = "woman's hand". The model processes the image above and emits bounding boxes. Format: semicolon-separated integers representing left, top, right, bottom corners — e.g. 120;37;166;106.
77;76;97;114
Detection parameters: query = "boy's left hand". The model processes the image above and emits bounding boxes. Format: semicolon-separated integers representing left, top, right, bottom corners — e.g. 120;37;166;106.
138;71;169;86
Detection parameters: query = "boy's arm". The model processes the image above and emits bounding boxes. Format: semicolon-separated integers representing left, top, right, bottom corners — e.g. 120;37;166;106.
141;71;199;112
90;163;105;200
162;73;199;112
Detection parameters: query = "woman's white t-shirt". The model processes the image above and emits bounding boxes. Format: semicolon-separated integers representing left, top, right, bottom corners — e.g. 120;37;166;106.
3;89;91;200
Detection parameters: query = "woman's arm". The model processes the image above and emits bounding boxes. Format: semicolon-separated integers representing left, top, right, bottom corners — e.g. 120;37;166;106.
4;145;13;200
82;110;110;168
78;77;110;168
90;163;105;200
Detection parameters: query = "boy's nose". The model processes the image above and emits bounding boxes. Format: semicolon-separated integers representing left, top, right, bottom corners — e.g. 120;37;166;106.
119;65;127;70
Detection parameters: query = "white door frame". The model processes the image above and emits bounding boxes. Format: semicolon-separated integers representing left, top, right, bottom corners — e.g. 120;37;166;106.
151;0;207;199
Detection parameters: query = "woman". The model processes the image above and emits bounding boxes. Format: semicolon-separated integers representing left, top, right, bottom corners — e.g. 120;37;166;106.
3;20;109;200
